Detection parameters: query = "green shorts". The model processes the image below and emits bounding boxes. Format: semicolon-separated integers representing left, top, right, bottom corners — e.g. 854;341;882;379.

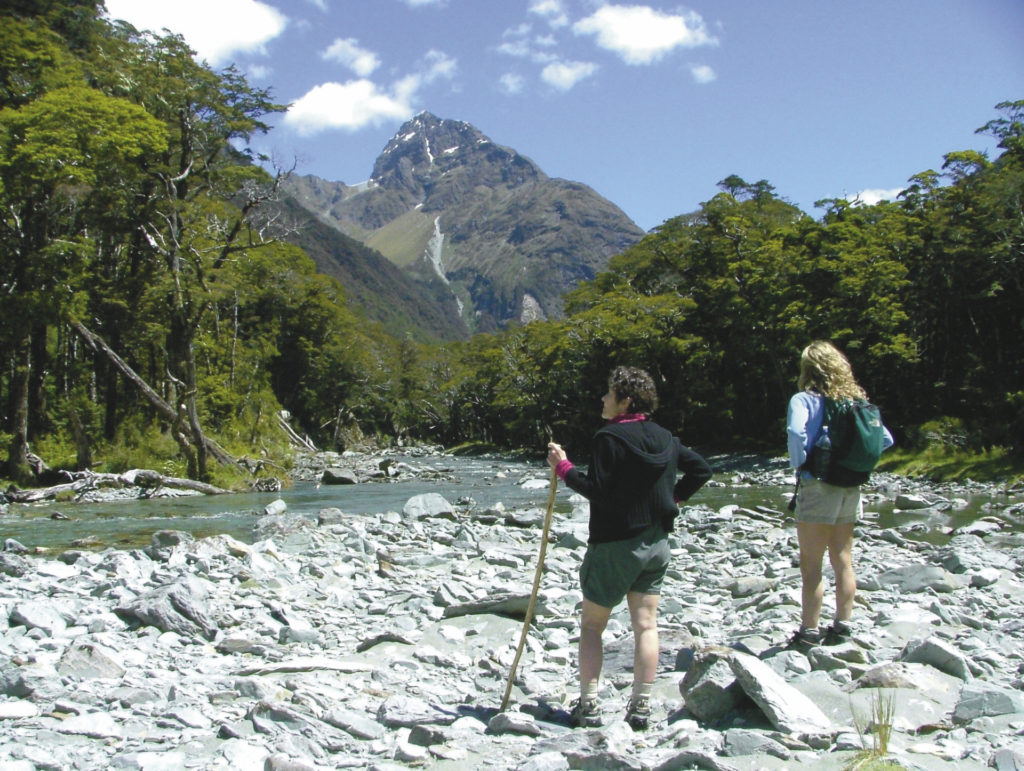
580;524;670;609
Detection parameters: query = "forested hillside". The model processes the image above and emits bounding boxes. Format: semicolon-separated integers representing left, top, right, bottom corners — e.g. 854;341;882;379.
273;194;468;343
1;2;1021;487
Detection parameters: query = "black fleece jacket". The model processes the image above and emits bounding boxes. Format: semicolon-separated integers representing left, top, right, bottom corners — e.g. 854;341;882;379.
562;419;712;544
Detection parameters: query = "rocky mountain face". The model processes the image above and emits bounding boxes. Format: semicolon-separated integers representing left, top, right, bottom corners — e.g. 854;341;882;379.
273;195;468;343
284;112;645;335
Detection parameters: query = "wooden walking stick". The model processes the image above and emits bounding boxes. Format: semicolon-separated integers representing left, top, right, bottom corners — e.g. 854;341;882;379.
500;464;558;711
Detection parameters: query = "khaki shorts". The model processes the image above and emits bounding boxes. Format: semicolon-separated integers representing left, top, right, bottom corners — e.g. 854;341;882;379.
795;477;861;525
580;524;670;608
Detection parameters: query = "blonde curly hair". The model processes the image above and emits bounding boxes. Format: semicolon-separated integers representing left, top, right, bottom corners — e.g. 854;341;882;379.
798;340;867;401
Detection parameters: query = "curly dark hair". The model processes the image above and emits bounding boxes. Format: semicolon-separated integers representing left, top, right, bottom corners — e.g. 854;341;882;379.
609;366;658;414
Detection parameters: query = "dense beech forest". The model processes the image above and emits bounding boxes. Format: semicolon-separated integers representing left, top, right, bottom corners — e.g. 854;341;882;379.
2;2;1022;485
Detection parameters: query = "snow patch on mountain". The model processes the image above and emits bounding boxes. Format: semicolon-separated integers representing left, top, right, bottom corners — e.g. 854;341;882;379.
421;216;464;318
424;217;447;283
347;180;374;195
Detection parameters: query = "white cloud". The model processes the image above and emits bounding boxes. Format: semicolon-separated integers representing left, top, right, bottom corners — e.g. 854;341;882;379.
529;0;569;28
497;39;533;58
390;50;456;102
505;23;533;37
499;73;526;95
322;38;380;77
849;188;904;206
284;81;410;135
574;4;716;65
497;25;558;63
690;64;716;84
103;0;287;66
247;64;272;80
420;49;458;82
541;60;598;91
284;50;456;135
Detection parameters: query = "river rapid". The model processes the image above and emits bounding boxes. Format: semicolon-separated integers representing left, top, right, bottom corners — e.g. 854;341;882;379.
3;450;1022;554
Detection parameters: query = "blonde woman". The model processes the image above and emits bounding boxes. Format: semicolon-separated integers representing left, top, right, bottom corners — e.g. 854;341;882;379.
786;341;893;649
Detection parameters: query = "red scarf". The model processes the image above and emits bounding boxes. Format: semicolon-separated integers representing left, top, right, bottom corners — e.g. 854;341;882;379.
608;413;647;424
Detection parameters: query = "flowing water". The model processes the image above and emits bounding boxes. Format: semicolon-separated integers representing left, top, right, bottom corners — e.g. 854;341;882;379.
2;453;1020;553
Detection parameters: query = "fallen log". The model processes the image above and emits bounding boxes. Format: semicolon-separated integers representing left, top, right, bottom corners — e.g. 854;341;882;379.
278;411;318;452
5;469;229;503
69;319;239;471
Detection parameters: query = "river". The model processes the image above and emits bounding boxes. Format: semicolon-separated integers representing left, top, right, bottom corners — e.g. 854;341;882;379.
2;452;1021;553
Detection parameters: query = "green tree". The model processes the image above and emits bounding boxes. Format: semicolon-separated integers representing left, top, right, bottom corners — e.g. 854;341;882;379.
897;100;1024;445
0;15;80;109
0;85;166;480
75;27;286;479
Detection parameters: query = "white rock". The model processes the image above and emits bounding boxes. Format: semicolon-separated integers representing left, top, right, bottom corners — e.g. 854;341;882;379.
0;700;39;719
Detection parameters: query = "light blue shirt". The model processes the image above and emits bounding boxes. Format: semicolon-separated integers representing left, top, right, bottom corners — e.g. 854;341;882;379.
787;391;893;477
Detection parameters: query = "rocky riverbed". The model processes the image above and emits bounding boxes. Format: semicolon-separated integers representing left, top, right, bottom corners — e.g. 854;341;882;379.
2;452;1024;770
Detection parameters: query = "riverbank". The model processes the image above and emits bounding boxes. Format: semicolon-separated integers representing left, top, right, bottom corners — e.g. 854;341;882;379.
877;445;1024;486
3;433;1021;506
4;448;1022;556
1;457;1023;770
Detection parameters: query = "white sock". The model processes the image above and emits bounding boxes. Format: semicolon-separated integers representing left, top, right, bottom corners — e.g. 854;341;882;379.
631;682;652;702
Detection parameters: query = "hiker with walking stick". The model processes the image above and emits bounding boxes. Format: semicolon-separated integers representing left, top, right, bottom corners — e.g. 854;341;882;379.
547;366;711;730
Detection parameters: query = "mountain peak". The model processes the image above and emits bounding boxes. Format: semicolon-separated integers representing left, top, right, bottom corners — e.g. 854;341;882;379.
370;113;542;197
286;113;644;334
409;110;448;128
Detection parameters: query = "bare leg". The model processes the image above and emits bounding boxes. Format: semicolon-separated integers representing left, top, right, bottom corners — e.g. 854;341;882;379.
626;591;660;686
796;522;831;629
579;598;612;693
827;522;856;622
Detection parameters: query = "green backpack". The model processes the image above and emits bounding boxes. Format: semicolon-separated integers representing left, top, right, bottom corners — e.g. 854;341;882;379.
804;398;886;486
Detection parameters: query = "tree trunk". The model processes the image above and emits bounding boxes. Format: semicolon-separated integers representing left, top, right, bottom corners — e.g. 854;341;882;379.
6;337;32;483
5;468;230;502
102;328;120;440
164;310;203;480
67;401;93;471
182;338;208;480
28;323;48;440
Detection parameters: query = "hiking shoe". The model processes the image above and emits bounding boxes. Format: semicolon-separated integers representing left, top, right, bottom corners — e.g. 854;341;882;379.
568;697;602;728
625;696;651;731
786;627;822;652
823;621;852;646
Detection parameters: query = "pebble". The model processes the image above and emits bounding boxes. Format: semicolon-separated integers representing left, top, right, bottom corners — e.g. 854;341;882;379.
1;454;1023;770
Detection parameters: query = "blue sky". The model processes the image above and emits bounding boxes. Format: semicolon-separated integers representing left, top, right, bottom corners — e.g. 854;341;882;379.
103;0;1023;232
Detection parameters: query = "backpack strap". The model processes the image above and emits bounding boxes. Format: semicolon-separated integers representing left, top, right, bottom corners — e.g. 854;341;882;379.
799;394;831;479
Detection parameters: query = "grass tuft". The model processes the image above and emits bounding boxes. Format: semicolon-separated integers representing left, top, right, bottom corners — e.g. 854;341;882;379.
846;689;899;770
